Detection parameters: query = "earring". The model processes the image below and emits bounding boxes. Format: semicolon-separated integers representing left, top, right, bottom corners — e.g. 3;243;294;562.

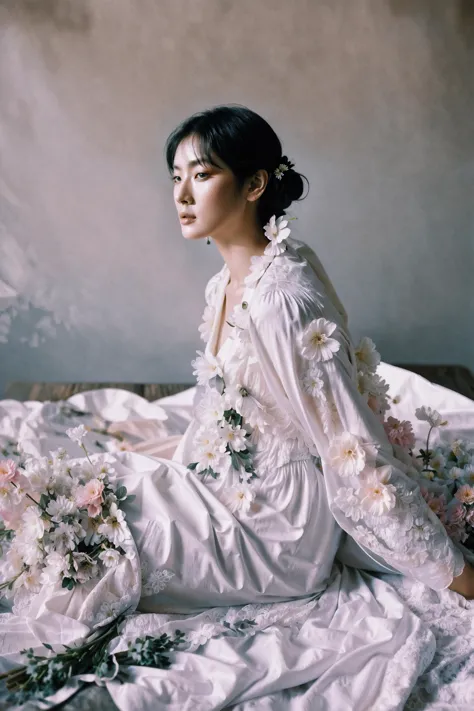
206;237;211;245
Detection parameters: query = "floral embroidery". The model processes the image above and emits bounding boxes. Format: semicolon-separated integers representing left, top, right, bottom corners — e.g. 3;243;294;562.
192;351;223;385
141;566;175;597
198;304;215;343
298;318;340;362
302;367;325;398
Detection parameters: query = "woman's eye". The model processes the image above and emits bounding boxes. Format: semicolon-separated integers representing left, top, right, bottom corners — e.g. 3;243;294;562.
171;175;180;183
196;172;209;179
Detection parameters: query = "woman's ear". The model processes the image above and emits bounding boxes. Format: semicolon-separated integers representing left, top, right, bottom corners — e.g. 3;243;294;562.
246;169;269;203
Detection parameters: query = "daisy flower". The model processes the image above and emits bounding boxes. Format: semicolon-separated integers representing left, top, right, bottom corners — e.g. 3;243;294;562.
263;215;291;256
195;389;227;426
358;467;397;516
415;407;447;428
354;337;381;375
383;417;415;450
66;424;88;446
221;485;255;514
298;318;340;362
219;423;248;452
328;432;367;478
302;367;325;398
98;503;129;547
454;484;474;505
192;350;223;385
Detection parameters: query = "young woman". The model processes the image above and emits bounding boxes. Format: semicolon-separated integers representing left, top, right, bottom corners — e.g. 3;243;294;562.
1;105;473;710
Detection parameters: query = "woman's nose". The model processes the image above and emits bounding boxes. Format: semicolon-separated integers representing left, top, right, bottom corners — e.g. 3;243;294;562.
176;180;194;205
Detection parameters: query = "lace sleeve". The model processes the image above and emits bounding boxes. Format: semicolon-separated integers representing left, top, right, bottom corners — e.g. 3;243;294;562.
249;287;466;590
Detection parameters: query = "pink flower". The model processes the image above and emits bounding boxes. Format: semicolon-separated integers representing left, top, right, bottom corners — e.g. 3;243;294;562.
444;520;468;543
0;459;20;485
447;501;466;525
454;484;474;505
421;489;447;522
383;417;416;450
75;479;104;517
465;507;474;527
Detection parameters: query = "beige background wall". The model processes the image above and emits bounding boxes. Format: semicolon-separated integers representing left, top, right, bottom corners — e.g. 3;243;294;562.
0;0;473;396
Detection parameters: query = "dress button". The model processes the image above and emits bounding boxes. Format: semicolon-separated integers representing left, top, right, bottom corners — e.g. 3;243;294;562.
242;301;248;309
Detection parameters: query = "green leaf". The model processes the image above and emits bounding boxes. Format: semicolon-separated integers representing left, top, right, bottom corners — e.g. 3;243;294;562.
187;462;198;471
43;643;53;651
115;486;127;500
125;494;136;504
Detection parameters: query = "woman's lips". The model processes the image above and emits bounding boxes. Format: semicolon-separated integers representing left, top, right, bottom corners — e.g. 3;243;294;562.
180;216;196;224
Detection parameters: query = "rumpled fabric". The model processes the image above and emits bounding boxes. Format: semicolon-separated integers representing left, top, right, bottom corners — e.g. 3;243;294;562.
1;239;474;710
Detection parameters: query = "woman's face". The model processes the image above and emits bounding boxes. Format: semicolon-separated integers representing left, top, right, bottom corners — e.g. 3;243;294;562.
171;135;248;242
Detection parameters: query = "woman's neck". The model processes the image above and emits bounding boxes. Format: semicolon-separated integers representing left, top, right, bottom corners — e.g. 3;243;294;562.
212;225;268;289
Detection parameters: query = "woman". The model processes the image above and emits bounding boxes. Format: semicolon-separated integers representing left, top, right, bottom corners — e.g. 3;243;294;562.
2;104;474;710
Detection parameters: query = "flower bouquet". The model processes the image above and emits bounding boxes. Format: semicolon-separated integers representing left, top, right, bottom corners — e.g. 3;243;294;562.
355;337;474;554
0;425;185;704
0;424;135;604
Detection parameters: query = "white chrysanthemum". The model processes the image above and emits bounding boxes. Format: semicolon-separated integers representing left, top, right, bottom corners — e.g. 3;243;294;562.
198;304;216;343
46;495;76;522
21;506;47;540
302;367;325;398
447;466;464;481
195;389;227;426
4;546;24;577
47;521;78;553
66;424;88;446
219;423;248;452
0;482;22;507
298;318;340;362
430;452;446;473
72;552;99;584
195;447;231;475
333;487;363;522
40;551;68;585
354;337;381;375
328;432;366;478
13;534;43;567
221;485;255;514
359;466;397;516
20;566;43;593
97;503;129;547
99;548;121;568
358;372;389;398
194;425;227;453
192;350;223;385
263;215;291;256
415;407;447;428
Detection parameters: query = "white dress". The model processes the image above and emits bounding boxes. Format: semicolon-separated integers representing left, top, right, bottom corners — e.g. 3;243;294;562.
1;236;474;711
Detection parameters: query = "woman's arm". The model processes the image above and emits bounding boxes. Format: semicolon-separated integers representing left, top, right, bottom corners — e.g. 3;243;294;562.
249;286;466;591
449;560;474;599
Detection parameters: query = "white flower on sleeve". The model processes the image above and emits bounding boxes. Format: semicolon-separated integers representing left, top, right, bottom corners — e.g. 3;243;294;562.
302;367;326;399
221;484;255;514
354;337;381;374
195;389;226;426
333;487;363;522
195;447;231;475
194;425;227;453
198;304;215;343
415;407;447;428
66;424;88;446
263;215;291;256
328;432;367;477
298;318;340;362
192;350;223;385
219;423;248;452
358;466;397;516
244;254;273;287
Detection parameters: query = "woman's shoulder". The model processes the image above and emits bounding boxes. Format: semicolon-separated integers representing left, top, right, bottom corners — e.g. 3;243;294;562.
253;240;346;330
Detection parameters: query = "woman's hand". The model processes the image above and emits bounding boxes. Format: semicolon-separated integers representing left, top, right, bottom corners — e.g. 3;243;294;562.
448;561;474;599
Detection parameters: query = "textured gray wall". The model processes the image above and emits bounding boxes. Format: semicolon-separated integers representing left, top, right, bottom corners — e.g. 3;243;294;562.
0;0;473;396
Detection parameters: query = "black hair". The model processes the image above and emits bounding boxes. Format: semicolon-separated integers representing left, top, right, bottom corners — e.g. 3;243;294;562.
165;104;309;227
